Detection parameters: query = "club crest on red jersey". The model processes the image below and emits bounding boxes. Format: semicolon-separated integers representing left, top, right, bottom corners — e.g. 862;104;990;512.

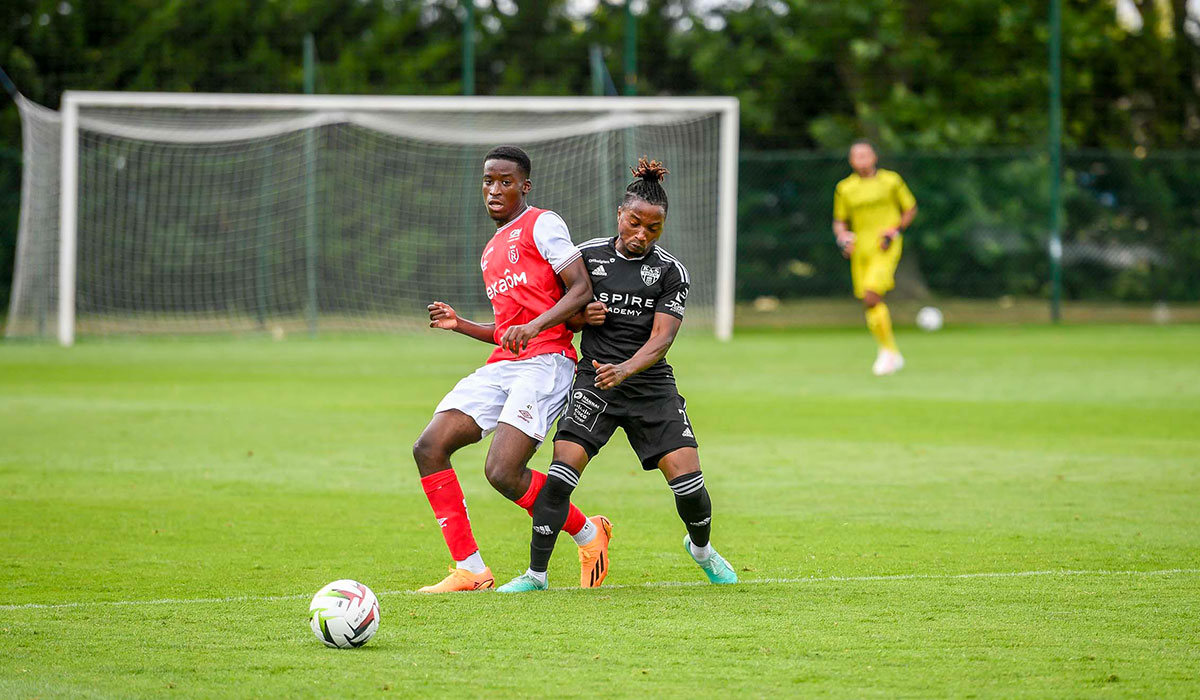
508;246;520;264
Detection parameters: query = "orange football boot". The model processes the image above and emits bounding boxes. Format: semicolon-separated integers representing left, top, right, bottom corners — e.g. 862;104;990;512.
417;566;495;593
578;515;612;588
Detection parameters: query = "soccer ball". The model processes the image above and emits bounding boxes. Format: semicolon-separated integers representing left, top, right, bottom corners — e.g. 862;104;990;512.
309;580;380;648
916;306;944;332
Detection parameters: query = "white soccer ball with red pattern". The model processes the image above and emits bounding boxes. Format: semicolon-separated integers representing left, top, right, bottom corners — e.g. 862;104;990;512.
309;580;380;648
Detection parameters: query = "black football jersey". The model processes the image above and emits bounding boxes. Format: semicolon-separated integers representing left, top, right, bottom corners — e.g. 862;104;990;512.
576;237;690;381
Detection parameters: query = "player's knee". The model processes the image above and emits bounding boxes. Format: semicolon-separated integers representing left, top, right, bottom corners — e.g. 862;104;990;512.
483;460;524;500
863;291;881;308
411;435;446;471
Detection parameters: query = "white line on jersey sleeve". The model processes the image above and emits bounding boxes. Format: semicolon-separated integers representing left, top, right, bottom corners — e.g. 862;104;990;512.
655;246;691;284
577;236;612;251
533;211;581;273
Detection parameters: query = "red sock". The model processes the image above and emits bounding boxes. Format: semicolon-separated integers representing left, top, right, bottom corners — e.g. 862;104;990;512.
420;469;478;561
517;470;587;536
562;503;587;537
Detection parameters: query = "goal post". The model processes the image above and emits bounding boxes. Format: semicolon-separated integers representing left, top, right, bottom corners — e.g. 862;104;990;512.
13;91;739;345
57;96;79;347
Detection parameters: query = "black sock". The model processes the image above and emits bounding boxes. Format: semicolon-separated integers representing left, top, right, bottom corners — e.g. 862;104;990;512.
668;471;711;548
529;462;580;573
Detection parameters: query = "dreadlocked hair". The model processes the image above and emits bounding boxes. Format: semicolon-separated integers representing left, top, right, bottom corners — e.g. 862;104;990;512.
622;157;670;213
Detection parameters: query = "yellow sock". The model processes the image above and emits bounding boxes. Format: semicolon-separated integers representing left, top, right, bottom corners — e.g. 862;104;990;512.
865;303;899;353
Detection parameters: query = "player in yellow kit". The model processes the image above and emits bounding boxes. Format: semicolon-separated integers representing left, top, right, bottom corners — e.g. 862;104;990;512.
833;141;918;376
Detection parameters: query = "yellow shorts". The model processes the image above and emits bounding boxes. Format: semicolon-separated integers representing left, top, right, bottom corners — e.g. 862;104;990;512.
850;235;902;299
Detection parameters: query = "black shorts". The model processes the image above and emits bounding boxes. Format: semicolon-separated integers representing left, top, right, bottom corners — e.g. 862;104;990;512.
553;369;698;471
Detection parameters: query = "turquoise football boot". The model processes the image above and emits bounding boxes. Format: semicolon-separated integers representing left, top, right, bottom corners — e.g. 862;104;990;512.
684;534;739;584
496;572;549;593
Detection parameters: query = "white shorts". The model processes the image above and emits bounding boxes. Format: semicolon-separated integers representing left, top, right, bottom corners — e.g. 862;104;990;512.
434;353;576;445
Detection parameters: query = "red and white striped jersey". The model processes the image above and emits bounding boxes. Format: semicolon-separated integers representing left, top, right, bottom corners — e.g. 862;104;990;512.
480;206;580;364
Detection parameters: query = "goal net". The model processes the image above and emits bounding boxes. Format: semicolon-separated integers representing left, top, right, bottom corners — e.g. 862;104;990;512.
6;92;738;345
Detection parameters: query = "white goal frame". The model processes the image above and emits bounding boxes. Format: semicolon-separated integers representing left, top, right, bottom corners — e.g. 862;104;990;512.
56;91;739;346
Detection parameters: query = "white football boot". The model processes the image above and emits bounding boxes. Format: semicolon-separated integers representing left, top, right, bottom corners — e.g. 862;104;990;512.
871;348;888;375
873;349;905;376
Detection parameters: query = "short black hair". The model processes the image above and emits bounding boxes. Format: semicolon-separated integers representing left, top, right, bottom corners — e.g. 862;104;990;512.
484;145;531;178
622;157;669;213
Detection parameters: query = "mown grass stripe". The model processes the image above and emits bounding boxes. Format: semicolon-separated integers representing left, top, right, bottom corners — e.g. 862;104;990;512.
3;567;1196;612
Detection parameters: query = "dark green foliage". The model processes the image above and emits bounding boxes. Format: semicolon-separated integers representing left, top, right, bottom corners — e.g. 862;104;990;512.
4;0;1199;151
3;0;1200;309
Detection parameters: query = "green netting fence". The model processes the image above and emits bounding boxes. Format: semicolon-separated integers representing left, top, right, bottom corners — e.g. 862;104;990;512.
4;148;1200;324
738;150;1200;308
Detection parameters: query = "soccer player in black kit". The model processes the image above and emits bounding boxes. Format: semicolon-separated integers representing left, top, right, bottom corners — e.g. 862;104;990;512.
497;158;737;592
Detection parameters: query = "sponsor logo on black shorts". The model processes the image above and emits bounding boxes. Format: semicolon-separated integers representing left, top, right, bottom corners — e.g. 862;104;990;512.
568;389;608;431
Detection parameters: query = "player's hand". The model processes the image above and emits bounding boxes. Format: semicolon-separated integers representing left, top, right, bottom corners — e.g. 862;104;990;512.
592;359;631;390
880;229;899;251
583;301;607;326
500;323;540;355
837;232;856;259
428;301;458;330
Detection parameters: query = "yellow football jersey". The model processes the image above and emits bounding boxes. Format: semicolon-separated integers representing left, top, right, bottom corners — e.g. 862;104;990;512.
833;169;917;246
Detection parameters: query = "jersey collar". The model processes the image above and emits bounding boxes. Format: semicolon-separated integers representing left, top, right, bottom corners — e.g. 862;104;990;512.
613;237;653;261
494;205;531;234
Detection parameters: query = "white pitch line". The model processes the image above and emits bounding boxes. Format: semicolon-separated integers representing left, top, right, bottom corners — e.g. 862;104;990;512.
2;568;1197;612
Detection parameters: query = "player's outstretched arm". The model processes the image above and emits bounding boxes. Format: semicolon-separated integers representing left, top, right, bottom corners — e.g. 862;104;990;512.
427;301;497;345
498;258;593;354
593;312;682;390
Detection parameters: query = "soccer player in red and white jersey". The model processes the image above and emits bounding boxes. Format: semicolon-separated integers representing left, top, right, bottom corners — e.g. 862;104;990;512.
413;146;613;593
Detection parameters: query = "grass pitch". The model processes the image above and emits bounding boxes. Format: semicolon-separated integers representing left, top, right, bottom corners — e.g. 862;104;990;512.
1;324;1198;698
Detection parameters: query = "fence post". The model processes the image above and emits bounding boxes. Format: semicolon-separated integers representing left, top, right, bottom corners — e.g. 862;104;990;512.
624;2;637;97
462;3;475;96
303;32;319;336
1048;0;1064;322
